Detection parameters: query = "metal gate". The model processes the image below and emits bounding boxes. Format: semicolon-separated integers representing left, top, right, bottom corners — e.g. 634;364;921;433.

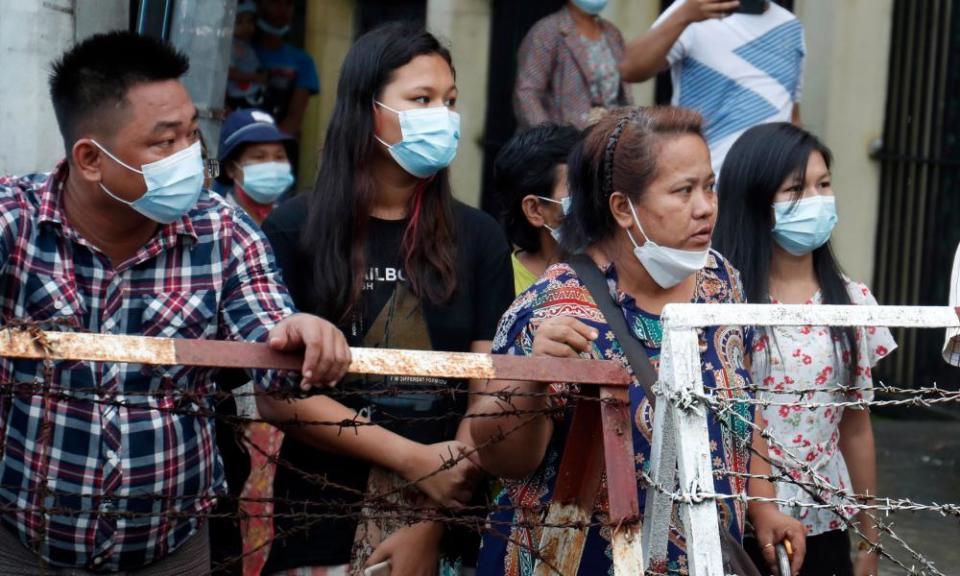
872;0;960;390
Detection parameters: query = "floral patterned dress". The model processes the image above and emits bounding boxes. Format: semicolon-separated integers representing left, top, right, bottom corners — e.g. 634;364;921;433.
750;280;896;536
478;252;756;576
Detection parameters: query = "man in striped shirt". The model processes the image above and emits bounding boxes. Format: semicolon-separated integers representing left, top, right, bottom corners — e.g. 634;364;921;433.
0;32;350;573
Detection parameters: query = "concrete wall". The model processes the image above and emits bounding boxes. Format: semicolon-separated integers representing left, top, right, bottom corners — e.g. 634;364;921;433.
298;0;355;189
426;0;492;206
793;0;894;284
0;0;127;175
606;0;661;106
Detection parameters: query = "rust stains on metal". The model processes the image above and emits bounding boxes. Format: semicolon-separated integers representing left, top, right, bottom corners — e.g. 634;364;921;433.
0;330;630;384
0;330;177;365
351;348;497;380
535;393;604;576
174;339;302;370
601;385;643;575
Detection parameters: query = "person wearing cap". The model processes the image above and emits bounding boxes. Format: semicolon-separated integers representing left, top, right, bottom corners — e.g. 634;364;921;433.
216;108;295;224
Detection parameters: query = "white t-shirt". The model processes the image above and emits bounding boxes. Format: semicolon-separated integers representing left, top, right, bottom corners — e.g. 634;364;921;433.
655;1;806;174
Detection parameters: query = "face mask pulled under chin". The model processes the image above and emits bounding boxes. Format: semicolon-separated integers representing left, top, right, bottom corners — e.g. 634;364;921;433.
92;139;205;224
626;200;709;289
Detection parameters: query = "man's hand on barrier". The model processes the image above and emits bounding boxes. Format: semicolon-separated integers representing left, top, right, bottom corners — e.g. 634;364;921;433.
532;317;598;358
365;521;443;576
752;504;806;575
269;313;352;390
403;440;481;509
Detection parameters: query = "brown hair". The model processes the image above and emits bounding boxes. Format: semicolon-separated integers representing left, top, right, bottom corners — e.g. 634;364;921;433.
562;106;706;252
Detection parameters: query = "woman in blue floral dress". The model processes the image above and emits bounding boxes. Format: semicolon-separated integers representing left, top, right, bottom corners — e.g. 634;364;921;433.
470;107;807;576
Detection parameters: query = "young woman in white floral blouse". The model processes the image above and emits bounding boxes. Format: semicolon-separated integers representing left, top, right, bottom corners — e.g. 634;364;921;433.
715;123;896;576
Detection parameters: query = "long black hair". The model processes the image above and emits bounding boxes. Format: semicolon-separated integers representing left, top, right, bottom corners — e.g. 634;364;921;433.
714;122;858;382
300;22;457;322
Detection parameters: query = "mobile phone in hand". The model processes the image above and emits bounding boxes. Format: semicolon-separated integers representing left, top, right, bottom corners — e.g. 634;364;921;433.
736;0;767;15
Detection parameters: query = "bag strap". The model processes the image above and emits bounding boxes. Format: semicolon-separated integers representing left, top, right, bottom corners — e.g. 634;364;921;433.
567;254;658;409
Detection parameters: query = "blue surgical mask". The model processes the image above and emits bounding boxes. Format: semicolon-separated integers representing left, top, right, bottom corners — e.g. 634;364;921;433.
238;161;294;204
572;0;609;15
772;195;838;256
93;140;205;224
257;18;290;36
374;101;461;179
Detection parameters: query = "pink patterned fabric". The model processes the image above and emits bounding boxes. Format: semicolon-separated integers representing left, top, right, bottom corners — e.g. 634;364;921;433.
514;8;633;130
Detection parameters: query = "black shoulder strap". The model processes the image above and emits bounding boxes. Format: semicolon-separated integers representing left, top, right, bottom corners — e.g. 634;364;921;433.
567;254;658;409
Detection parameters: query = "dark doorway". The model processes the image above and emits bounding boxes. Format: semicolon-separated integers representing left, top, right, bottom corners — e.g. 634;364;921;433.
356;0;427;37
479;0;566;218
872;0;960;390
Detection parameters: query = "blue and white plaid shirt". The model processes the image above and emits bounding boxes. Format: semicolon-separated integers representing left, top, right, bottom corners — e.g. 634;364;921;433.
0;164;296;571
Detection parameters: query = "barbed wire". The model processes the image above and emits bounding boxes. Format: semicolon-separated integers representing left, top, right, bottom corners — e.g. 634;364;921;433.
0;323;956;575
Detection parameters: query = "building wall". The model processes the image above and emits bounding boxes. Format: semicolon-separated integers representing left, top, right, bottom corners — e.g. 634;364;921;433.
298;0;355;188
0;0;128;175
427;0;492;206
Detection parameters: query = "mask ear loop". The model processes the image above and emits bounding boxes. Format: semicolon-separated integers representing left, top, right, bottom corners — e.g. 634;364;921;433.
602;110;649;250
372;100;400;150
90;140;143;174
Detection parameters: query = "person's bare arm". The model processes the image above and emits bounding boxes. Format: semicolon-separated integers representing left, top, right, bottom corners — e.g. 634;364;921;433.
278;87;311;136
468;317;597;479
619;0;741;83
791;103;801;126
839;407;880;576
258;393;478;508
747;409;807;575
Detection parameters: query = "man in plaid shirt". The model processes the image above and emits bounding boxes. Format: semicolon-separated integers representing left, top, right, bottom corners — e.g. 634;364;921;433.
0;32;351;573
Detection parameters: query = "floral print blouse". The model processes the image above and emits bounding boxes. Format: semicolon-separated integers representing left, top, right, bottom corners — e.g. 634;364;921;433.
478;252;756;576
750;280;896;536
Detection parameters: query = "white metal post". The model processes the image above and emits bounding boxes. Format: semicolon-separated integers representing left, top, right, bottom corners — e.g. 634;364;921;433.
658;321;725;576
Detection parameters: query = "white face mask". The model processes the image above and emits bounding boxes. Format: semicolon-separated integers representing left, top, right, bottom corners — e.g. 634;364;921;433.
625;201;709;289
537;196;570;244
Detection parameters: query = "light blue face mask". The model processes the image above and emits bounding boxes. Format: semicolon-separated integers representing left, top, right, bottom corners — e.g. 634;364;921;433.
257;18;290;36
374;101;461;179
572;0;609;15
772;195;838;256
92;140;205;224
238;161;294;204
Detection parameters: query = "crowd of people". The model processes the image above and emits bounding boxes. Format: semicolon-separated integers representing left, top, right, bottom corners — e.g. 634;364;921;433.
0;1;957;576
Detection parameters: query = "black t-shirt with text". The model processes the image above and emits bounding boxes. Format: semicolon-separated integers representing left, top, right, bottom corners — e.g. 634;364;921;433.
260;194;514;570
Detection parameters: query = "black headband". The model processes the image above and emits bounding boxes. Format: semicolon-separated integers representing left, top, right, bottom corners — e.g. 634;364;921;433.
601;109;639;197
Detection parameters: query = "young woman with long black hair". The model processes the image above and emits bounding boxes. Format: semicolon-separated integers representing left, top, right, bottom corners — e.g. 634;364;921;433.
714;123;896;576
258;23;514;575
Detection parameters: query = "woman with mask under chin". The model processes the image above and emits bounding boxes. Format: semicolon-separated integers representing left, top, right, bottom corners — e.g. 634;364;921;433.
714;123;896;576
515;0;633;130
258;22;514;575
471;107;806;576
215;109;295;225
